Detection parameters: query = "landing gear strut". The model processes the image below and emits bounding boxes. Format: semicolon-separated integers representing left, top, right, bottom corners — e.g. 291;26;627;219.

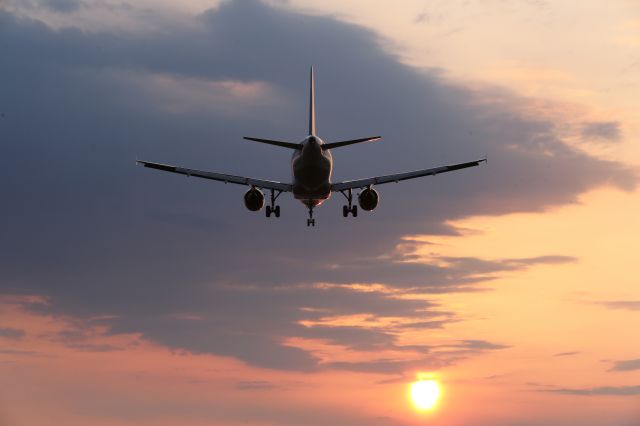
307;204;315;227
340;188;358;217
265;189;282;218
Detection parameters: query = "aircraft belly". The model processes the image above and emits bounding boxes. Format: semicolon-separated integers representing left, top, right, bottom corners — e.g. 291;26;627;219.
292;149;331;203
292;179;331;200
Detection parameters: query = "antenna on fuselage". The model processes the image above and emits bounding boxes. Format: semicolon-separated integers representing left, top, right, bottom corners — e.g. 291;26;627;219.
309;66;315;136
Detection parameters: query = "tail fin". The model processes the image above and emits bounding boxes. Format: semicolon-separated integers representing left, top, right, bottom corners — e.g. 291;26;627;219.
321;136;382;150
309;66;315;136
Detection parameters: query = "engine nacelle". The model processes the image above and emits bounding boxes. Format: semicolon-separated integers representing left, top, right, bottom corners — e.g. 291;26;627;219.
358;187;379;211
244;187;265;211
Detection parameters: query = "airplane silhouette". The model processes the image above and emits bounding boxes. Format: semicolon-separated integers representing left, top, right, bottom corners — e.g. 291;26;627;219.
138;67;486;226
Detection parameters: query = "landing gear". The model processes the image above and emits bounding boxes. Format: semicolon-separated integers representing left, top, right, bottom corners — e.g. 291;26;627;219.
265;189;282;218
340;189;358;217
307;204;315;227
266;205;280;218
342;205;357;217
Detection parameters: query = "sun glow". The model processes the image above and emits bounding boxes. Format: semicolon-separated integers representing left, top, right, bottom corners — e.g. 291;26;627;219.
410;379;441;411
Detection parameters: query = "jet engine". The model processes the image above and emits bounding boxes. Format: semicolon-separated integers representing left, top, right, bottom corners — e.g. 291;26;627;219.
244;187;265;211
358;187;379;211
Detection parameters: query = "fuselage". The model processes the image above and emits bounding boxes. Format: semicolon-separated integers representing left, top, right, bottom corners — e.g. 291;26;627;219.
291;135;332;207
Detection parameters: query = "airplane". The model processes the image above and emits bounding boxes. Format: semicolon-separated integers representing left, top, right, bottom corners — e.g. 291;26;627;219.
138;67;486;227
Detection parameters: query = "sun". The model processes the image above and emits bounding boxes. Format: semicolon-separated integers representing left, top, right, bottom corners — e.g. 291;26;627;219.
410;379;441;410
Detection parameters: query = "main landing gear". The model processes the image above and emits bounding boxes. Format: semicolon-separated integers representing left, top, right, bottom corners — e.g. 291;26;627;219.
340;188;358;217
265;189;282;218
307;204;315;227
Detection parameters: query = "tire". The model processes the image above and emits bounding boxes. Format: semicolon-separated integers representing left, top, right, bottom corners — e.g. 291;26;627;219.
266;206;271;217
343;205;348;217
274;206;280;218
352;206;358;217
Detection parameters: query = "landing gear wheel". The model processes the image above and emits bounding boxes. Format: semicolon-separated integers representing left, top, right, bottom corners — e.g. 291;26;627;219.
340;189;359;218
307;203;315;227
266;189;282;219
342;204;358;217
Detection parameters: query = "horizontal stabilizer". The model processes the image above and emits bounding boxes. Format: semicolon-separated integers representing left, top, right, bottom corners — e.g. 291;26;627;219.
321;136;381;150
243;137;301;149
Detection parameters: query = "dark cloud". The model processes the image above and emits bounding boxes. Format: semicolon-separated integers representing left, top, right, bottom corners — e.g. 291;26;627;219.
545;385;640;396
454;339;510;351
0;327;25;339
297;325;396;350
42;0;83;13
414;12;429;24
235;380;277;390
394;320;450;330
581;121;621;143
609;358;640;372
597;301;640;311
0;0;635;372
324;338;507;374
0;349;40;356
554;351;580;357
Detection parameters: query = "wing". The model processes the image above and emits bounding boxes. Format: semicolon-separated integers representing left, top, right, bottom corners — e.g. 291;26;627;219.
137;161;292;192
331;159;486;191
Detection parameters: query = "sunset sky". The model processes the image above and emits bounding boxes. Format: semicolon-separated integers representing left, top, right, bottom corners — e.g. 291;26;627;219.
1;1;639;425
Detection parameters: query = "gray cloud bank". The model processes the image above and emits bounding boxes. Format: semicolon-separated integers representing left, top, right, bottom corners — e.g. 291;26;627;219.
546;385;640;396
598;301;640;311
0;327;25;339
581;121;621;143
0;0;636;373
610;358;640;372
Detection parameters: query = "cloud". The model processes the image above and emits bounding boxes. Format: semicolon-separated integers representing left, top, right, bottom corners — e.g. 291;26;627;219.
0;0;636;372
581;121;621;143
454;339;510;351
554;351;580;357
323;338;508;375
545;385;640;396
414;12;428;24
0;348;40;356
0;327;25;339
609;358;640;372
235;380;277;390
40;0;83;13
597;301;640;311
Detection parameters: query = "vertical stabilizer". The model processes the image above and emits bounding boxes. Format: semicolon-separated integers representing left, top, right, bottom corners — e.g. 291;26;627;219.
309;66;315;136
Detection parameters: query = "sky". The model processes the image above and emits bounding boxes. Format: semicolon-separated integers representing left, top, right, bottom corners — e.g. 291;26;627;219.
0;0;639;425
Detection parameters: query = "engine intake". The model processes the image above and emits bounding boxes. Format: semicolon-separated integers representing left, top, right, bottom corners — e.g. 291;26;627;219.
358;187;379;211
244;187;265;211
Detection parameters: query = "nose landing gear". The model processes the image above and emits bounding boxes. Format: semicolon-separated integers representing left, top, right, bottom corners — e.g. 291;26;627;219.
307;204;315;227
